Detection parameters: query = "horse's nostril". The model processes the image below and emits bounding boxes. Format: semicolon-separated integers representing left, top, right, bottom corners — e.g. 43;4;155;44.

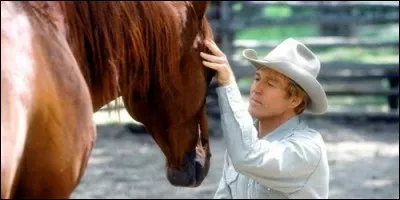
185;149;197;161
166;148;211;187
169;171;178;182
167;168;193;187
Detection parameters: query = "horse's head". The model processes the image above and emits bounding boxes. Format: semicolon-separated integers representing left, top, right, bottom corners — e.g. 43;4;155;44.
60;1;214;187
121;1;215;187
52;0;214;187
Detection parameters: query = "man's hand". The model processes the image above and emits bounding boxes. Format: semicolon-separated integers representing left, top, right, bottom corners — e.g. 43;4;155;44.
200;40;236;86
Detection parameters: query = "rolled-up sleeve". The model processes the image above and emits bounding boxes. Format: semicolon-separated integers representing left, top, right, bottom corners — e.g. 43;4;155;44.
216;83;322;194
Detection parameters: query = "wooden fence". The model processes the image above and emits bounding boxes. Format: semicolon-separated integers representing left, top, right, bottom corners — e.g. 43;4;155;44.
205;1;399;121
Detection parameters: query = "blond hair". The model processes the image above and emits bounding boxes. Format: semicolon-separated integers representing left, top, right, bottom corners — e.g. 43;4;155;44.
285;79;310;115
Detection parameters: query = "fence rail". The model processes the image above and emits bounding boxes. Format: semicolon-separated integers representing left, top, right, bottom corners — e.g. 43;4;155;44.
207;1;399;121
232;62;399;78
242;1;399;7
223;15;399;29
234;38;399;49
239;86;399;96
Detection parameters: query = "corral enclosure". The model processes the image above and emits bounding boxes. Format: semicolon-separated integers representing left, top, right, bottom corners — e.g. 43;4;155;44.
73;1;399;199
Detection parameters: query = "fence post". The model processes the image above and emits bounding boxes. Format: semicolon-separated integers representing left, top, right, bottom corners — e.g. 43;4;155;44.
388;71;399;111
317;2;355;37
220;1;234;60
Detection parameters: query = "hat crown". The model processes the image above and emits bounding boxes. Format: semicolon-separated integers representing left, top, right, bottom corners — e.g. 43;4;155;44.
263;38;320;77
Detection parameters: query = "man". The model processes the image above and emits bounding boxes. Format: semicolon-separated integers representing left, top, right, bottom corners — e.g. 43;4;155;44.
200;38;329;199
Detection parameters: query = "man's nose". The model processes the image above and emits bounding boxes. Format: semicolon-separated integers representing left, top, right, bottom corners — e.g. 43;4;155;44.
253;82;264;94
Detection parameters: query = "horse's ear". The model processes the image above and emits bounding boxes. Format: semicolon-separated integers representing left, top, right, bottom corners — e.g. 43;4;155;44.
192;1;209;20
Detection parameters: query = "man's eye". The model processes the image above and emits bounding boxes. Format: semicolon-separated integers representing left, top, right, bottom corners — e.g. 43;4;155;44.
268;82;274;86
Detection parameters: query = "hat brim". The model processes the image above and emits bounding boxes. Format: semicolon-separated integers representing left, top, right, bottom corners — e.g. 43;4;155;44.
242;49;328;115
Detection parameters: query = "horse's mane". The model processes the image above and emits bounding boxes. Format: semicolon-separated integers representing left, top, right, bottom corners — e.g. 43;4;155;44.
60;1;214;103
15;1;213;106
59;2;177;102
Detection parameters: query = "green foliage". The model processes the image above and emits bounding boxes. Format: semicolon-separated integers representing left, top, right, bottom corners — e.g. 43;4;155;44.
357;24;399;42
235;24;319;41
263;6;292;18
232;2;242;12
316;47;399;64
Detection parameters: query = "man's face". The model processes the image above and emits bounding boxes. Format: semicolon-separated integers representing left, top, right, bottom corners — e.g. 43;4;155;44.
248;67;296;119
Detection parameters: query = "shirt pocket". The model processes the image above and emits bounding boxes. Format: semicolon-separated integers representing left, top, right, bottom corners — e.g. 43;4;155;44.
225;166;239;197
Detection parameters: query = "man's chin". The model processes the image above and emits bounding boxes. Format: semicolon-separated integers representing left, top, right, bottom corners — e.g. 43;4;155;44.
248;107;264;118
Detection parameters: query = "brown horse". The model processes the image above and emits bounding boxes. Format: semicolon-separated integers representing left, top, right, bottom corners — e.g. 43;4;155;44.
1;1;215;198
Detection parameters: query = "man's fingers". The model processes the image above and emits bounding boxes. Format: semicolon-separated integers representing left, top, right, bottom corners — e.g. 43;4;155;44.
209;40;225;56
205;40;225;57
200;52;226;64
209;39;219;46
202;61;224;71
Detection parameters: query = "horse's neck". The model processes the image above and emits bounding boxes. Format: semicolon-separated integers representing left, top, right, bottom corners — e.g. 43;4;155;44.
89;86;121;112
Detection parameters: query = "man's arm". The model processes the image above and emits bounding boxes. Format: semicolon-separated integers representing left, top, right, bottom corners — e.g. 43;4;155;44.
216;83;321;194
201;39;322;195
213;150;232;199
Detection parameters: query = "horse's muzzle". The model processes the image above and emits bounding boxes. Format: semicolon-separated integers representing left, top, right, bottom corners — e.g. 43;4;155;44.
167;148;211;187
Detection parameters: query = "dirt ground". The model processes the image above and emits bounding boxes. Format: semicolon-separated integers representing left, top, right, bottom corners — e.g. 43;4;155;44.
70;118;399;199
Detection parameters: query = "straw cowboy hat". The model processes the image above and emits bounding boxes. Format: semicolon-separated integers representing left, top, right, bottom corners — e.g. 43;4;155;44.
242;38;328;114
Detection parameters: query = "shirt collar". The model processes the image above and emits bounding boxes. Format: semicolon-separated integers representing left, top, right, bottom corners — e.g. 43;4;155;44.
254;115;301;141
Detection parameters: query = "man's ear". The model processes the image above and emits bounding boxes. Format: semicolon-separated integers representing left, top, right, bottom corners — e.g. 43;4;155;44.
289;96;302;109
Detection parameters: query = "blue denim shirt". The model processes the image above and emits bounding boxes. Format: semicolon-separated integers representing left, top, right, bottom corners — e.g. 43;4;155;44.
213;83;329;199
